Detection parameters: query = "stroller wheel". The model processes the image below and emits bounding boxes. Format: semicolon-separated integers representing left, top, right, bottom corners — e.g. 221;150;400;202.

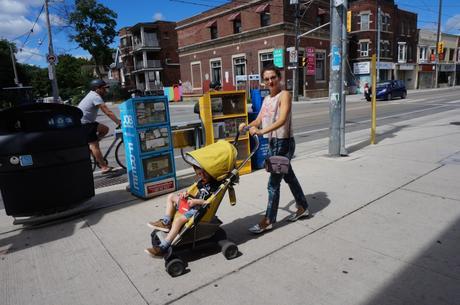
220;241;239;260
166;258;186;277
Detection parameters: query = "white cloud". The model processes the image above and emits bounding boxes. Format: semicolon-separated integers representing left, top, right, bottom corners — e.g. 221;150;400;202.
0;0;26;14
153;12;164;21
16;46;44;64
0;13;41;38
39;13;67;27
445;14;460;33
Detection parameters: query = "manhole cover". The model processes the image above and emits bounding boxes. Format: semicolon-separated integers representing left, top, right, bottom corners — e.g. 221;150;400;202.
94;169;128;189
450;122;460;126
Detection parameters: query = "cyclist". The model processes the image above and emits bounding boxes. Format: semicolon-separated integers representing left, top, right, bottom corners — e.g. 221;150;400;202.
78;79;121;174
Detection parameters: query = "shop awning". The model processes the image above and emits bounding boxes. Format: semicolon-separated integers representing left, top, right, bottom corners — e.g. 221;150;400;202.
227;12;241;21
255;3;269;13
205;20;217;28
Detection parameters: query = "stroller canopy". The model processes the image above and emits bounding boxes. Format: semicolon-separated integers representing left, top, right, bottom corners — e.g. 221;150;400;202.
185;140;237;181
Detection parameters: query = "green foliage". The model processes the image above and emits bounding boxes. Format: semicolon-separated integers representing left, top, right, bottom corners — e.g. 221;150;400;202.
69;0;117;76
105;83;130;103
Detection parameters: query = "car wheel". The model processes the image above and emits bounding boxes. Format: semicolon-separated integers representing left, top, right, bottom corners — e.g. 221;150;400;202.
401;91;407;99
386;93;392;101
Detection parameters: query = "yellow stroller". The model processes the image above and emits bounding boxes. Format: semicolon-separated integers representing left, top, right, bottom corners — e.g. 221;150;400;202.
151;132;258;277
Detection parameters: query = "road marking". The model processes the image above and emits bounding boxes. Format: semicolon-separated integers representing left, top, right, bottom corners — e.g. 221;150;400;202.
294;104;450;137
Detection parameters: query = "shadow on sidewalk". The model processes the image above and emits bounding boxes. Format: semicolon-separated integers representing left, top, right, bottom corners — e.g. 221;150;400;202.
362;214;460;304
346;124;409;154
223;191;330;247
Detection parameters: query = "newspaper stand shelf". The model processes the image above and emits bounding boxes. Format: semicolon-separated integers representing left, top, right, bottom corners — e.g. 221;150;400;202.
198;90;251;175
119;96;176;199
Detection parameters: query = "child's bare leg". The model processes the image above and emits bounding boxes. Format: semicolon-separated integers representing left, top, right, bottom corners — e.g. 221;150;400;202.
165;216;188;244
165;193;179;218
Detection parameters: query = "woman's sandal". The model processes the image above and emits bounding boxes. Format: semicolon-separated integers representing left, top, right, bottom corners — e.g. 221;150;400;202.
248;223;273;234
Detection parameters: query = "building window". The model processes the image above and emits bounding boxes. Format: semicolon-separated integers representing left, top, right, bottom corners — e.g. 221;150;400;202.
233;19;242;34
210;25;218;39
191;62;202;89
380;41;390;58
210;59;222;84
260;12;271;27
398;42;407;63
233;56;246;85
259;52;274;72
360;13;369;31
449;48;455;61
382;14;390;31
419;46;428;62
359;41;369;57
315;52;325;81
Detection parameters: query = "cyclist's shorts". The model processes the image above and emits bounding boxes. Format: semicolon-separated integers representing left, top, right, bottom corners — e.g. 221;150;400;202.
82;122;99;143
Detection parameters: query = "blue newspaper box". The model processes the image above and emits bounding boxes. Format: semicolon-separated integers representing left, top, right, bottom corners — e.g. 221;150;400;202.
250;89;270;113
119;96;176;199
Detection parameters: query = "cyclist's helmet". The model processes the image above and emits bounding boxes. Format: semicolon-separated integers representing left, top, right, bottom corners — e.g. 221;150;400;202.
90;79;108;90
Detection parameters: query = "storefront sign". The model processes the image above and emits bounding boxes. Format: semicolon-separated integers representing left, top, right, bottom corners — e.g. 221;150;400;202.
273;48;284;68
353;62;370;74
236;75;247;81
399;63;414;70
439;64;455;72
306;47;315;76
378;62;395;70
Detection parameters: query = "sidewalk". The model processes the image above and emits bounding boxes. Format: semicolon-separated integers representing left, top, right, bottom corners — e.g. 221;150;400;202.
1;106;460;305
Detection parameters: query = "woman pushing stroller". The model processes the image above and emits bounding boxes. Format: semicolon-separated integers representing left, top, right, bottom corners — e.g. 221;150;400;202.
239;65;310;234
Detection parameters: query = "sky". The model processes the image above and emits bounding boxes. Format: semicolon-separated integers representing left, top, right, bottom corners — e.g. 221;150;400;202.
0;0;459;67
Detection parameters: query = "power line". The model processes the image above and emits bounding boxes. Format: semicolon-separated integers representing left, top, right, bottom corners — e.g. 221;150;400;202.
20;3;45;50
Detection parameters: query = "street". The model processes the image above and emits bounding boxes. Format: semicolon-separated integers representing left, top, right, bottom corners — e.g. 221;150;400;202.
97;86;460;178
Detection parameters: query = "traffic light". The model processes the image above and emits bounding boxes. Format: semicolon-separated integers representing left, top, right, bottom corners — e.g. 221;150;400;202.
437;41;444;54
301;56;306;67
347;10;352;32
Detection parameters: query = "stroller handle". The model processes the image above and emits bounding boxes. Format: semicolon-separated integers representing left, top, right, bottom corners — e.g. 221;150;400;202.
234;127;260;172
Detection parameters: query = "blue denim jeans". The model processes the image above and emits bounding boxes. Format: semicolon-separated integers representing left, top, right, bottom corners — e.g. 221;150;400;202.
265;137;308;223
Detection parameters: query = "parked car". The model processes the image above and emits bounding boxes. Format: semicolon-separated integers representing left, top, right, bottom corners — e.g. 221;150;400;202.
365;80;407;101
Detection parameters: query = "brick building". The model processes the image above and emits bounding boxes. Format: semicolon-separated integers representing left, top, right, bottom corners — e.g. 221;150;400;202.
176;0;330;99
115;21;180;92
348;0;417;92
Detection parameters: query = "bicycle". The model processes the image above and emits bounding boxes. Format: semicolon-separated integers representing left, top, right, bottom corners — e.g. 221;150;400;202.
91;128;126;171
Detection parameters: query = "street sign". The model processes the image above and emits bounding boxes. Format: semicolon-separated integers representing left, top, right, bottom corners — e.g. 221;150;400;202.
331;46;341;71
306;47;315;76
47;54;56;64
273;48;284;68
289;49;298;63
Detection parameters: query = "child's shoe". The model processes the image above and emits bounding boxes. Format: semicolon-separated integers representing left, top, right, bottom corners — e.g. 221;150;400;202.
145;246;165;258
147;219;171;232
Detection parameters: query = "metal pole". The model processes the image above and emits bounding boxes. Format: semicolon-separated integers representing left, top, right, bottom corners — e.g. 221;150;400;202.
434;0;442;88
329;0;343;156
340;0;348;156
292;1;300;102
8;43;20;86
371;54;377;144
44;0;60;102
377;6;381;82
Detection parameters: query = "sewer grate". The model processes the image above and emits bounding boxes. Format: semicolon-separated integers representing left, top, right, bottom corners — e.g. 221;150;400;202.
94;169;128;189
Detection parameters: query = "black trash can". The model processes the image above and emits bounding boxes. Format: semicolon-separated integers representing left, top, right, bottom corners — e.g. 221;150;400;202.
0;103;94;216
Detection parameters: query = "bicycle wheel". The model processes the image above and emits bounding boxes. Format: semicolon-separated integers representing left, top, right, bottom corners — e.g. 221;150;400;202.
91;154;108;171
115;140;126;169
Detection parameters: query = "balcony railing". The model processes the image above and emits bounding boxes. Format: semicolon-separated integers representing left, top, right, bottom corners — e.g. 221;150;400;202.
134;60;162;70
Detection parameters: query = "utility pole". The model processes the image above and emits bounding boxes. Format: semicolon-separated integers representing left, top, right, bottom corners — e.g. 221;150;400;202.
339;0;348;156
329;0;344;156
292;0;300;102
434;0;442;88
8;43;20;86
377;6;381;82
44;0;60;102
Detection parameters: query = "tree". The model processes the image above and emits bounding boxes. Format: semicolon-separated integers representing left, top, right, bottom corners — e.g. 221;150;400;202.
69;0;117;77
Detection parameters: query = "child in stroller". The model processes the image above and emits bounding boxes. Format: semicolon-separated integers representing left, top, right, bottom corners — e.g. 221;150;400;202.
145;165;220;257
145;134;259;277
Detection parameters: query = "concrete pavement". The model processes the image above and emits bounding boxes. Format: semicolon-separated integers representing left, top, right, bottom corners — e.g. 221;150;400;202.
1;105;460;305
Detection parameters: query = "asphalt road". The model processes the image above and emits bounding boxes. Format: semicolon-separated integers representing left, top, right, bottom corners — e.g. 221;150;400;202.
96;86;460;174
